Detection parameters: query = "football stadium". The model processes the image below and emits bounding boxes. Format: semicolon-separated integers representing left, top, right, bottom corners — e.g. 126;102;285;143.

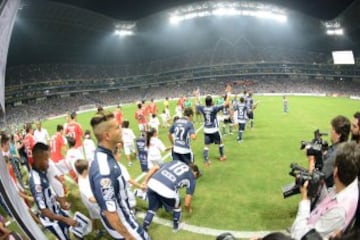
0;1;360;239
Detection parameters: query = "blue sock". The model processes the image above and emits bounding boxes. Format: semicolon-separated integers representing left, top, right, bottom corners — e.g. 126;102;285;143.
173;209;182;230
203;148;209;163
219;144;224;157
143;210;155;231
238;131;243;141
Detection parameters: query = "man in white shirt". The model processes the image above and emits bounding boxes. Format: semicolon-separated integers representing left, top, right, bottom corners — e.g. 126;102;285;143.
74;159;102;234
83;130;96;164
65;137;84;182
149;114;160;132
122;120;136;167
291;142;360;240
34;121;50;144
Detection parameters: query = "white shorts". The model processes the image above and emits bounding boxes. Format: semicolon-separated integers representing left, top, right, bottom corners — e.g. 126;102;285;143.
123;143;135;155
83;201;101;219
147;158;164;170
127;189;136;209
47;162;64;197
55;160;71;175
138;124;146;132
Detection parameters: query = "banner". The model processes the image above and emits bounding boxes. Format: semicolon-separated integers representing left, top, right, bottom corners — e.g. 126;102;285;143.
0;0;19;112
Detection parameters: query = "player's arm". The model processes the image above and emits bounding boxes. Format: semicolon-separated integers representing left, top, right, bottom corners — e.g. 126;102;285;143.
89;196;97;204
103;211;136;240
184;194;193;213
41;208;77;227
0;221;11;237
168;125;175;145
190;124;196;140
252;101;259;111
32;182;76;226
127;178;143;189
223;94;230;107
142;165;160;186
193;90;200;106
94;175;136;239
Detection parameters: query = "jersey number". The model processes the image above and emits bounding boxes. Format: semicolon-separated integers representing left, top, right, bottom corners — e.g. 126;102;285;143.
168;161;189;176
174;126;185;141
205;113;211;125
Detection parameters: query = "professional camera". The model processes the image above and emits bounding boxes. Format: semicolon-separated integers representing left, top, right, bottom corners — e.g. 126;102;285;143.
282;163;325;199
300;129;329;170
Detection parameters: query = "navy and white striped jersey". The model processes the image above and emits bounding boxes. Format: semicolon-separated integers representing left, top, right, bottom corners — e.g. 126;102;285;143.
223;106;231;119
234;103;248;123
246;97;254;111
169;118;195;154
30;167;60;224
136;137;148;172
197;105;224;134
89;146;149;240
148;161;196;199
232;99;238;108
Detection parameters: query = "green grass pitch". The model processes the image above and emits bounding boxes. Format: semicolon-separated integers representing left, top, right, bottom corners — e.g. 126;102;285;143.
39;96;360;239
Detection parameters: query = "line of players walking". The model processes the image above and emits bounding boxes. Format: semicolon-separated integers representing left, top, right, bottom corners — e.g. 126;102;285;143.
0;87;258;239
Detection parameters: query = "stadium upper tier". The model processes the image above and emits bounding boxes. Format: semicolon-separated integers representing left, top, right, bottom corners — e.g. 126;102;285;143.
7;47;333;84
5;47;360;105
2;77;360;128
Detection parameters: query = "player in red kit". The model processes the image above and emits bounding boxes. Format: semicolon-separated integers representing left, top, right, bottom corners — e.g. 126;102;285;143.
147;99;158;118
65;112;83;149
135;103;148;134
114;105;123;126
23;123;36;167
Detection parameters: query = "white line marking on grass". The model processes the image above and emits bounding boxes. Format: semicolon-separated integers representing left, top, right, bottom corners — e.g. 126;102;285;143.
136;212;278;238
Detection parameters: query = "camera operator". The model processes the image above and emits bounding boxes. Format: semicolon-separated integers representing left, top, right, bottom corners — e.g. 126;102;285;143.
308;116;350;188
351;112;360;144
291;142;360;240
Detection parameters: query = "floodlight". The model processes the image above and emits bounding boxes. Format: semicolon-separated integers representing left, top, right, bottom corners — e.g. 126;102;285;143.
170;15;182;24
114;30;134;36
326;28;344;36
334;29;344;35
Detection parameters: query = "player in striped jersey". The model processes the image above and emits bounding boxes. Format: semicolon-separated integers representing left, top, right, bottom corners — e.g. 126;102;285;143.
195;91;229;167
142;161;200;232
29;143;77;240
89;111;149;240
234;97;248;142
168;108;196;166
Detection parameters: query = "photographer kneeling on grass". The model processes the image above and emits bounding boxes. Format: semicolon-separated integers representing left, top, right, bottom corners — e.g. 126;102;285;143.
307;115;351;188
291;142;360;240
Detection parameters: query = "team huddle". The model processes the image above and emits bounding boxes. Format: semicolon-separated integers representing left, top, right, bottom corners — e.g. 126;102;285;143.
1;86;260;240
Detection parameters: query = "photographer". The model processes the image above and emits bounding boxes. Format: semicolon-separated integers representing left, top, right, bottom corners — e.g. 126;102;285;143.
350;112;360;144
291;142;360;240
308;116;350;187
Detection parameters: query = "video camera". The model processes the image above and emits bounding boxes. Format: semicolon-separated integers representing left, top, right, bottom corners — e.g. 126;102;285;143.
282;163;325;199
300;129;329;170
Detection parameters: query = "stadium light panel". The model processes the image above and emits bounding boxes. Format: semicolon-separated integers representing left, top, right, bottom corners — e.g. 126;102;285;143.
332;50;355;65
114;30;134;36
326;28;344;36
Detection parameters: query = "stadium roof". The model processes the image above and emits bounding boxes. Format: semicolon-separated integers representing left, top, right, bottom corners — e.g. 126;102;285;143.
49;0;354;21
6;0;360;66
